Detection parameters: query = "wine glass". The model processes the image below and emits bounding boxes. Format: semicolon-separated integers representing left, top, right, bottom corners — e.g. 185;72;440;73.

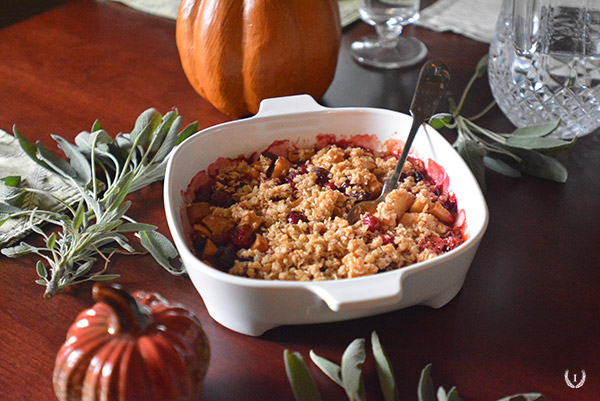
351;0;427;69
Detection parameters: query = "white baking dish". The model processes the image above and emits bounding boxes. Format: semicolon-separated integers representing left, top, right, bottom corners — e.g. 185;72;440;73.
164;95;488;336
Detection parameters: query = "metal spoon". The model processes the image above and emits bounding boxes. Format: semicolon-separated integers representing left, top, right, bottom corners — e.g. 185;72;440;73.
346;60;450;225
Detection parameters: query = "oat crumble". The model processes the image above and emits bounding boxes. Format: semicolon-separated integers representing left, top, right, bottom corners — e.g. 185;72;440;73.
183;140;464;281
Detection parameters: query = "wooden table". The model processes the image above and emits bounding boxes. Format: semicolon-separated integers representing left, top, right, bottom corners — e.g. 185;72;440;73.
1;1;598;400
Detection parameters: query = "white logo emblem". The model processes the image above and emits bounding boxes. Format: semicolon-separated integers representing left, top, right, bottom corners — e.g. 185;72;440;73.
564;370;586;388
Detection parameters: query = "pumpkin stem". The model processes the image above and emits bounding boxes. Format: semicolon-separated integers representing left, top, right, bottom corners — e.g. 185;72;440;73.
92;283;151;336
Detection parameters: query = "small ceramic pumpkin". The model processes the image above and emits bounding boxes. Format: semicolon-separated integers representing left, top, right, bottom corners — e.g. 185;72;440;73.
53;284;210;401
176;0;342;118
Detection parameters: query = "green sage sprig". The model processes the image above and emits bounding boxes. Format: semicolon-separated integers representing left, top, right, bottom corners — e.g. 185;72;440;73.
284;332;545;401
429;56;576;192
0;108;197;298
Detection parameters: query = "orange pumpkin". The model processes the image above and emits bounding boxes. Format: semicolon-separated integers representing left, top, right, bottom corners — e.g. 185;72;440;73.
176;0;342;118
53;284;210;401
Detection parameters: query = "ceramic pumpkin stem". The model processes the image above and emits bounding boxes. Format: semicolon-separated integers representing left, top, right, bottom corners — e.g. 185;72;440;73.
92;284;151;336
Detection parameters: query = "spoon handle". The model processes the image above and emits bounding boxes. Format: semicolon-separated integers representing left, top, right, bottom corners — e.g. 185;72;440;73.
381;61;450;196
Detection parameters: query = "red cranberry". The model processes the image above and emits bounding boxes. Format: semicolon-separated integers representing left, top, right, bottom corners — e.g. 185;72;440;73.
324;182;337;190
297;164;308;174
192;235;207;255
378;234;394;245
442;195;458;214
362;214;381;232
413;170;425;183
311;166;330;185
287;211;305;224
379;263;398;273
230;225;254;248
194;185;212;203
213;244;237;271
285;170;298;185
210;190;233;207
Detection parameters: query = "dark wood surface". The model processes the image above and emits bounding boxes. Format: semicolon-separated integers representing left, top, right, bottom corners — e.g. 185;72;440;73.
1;1;598;400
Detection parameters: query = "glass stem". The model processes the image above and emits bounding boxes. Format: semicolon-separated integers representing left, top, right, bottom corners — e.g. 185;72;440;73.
375;22;403;47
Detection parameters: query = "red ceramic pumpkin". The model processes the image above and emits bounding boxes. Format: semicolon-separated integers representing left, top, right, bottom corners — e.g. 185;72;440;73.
53;284;210;401
176;0;342;118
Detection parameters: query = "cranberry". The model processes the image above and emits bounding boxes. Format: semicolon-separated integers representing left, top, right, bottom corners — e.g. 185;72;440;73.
311;166;330;186
379;263;398;273
194;185;212;203
442;236;461;252
378;234;394;245
213;245;237;271
210;190;233;207
287;211;305;224
324;182;337;190
442;195;458;214
284;170;298;185
192;235;207;255
230;225;254;248
297;164;308;174
350;190;369;201
362;214;381;232
413;170;425;183
340;180;353;193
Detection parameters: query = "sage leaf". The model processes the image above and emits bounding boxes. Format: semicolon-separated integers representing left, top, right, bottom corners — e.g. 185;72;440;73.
74;129;113;157
74;260;94;276
90;274;121;281
455;136;486;191
137;230;185;275
36;261;48;279
504;136;575;151
483;155;522;178
148;111;177;152
417;364;436;401
446;386;462;401
53;135;93;185
429;113;453;130
505;148;568;182
12;125;52;171
154;115;182;162
475;54;488;77
341;338;366;401
284;350;322;401
512;121;560;138
46;232;57;249
130;108;161;147
176;121;199;145
496;394;545;401
87;220;123;233
309;350;343;387
438;387;448;401
116;223;157;232
1;242;38;257
371;332;398;401
72;200;86;230
1;176;21;187
35;141;77;181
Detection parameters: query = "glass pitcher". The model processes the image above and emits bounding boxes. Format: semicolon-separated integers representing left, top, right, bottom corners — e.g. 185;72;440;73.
488;0;600;139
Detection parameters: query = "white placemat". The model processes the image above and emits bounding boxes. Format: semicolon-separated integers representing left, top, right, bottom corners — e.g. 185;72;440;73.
104;0;502;43
0;130;80;247
107;0;361;28
417;0;502;43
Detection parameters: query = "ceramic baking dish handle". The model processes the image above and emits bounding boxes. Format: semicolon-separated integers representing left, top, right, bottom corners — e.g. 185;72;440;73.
255;95;327;118
310;278;402;313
